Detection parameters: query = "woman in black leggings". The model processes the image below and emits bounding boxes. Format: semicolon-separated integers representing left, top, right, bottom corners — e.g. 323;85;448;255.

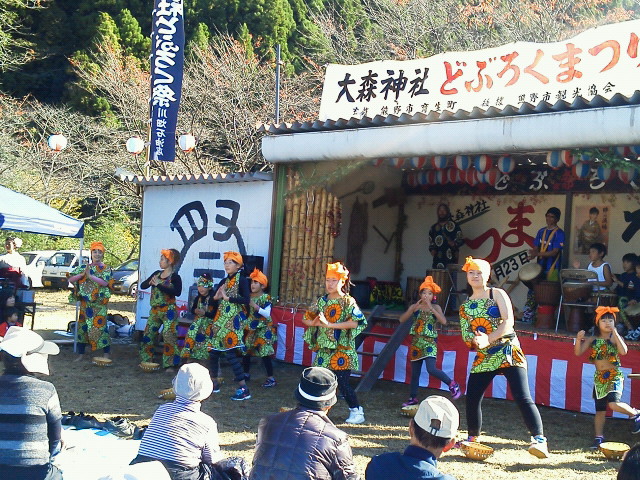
459;256;549;458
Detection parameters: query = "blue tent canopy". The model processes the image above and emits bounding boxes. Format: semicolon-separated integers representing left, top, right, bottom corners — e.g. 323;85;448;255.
0;185;84;238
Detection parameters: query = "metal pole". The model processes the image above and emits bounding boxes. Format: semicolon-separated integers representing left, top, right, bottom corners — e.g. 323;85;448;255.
275;44;281;124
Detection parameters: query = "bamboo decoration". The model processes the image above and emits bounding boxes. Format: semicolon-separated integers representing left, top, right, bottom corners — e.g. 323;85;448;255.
284;173;302;302
279;168;295;300
314;188;329;299
305;188;323;302
293;187;309;302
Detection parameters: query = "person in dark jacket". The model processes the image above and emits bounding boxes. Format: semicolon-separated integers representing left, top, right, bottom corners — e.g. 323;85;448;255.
250;366;359;480
365;396;459;480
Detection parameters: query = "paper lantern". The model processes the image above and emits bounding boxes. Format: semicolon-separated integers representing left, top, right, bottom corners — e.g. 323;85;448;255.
618;167;639;184
409;156;428;169
497;155;515;174
474;154;492;173
371;158;385;167
431;155;449;169
596;165;612;181
465;168;478;186
47;134;68;151
126;136;145;155
615;146;632;157
436;169;448;184
573;161;590;179
448;167;461;184
454;155;472;171
560;149;576;167
481;168;501;186
426;170;438;185
178;134;196;153
546;151;565;169
630;146;640;156
389;157;405;168
406;172;418;188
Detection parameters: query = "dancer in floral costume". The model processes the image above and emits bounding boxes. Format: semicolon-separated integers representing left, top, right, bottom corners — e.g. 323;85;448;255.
302;262;367;424
68;241;114;360
574;306;640;449
459;256;549;458
181;273;216;362
208;251;251;401
139;249;182;369
242;268;277;387
398;275;460;407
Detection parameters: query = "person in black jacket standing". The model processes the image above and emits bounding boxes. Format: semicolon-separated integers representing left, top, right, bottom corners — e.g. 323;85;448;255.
250;367;359;480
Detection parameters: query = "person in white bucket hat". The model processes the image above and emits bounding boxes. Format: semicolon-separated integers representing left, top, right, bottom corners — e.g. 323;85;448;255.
0;326;62;480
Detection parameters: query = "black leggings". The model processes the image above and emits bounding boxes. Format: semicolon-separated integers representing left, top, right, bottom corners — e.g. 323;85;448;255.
209;348;245;383
333;369;360;409
466;366;543;437
242;355;274;377
410;357;452;398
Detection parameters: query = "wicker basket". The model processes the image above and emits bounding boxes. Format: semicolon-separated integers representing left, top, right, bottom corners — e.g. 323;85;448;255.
139;362;160;372
158;388;176;401
460;441;494;460
400;404;419;417
599;442;630;461
92;357;113;367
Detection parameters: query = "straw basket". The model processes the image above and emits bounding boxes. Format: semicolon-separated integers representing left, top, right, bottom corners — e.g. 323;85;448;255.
460;441;494;461
158;388;176;401
400;404;419;417
599;442;630;461
92;357;113;367
139;362;160;372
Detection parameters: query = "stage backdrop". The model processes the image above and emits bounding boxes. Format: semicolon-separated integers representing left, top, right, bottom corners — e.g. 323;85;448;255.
273;306;640;416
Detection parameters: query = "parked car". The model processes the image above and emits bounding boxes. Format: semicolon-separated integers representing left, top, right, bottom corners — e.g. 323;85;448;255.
20;250;56;288
111;258;139;296
41;250;90;289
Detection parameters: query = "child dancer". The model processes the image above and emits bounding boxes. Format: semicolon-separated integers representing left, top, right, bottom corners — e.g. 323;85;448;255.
208;251;251;401
181;273;216;362
139;249;182;370
242;268;277;387
302;262;367;424
574;306;640;449
399;276;461;407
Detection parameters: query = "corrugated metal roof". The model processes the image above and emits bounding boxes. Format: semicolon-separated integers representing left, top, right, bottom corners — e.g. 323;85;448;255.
118;172;272;186
258;92;640;135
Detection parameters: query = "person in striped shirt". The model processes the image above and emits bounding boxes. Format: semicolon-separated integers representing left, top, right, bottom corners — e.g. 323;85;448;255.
131;363;222;480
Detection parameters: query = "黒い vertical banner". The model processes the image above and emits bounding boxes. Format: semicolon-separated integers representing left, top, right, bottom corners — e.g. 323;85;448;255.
149;0;185;161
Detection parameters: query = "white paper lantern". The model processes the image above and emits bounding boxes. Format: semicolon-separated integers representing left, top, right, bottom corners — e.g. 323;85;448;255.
47;134;68;152
178;134;196;153
126;136;145;155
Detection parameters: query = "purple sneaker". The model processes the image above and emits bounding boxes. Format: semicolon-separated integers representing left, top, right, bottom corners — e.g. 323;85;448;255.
402;397;419;407
449;381;462;400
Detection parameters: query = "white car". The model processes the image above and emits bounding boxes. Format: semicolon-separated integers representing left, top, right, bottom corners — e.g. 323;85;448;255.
41;250;90;289
20;250;56;288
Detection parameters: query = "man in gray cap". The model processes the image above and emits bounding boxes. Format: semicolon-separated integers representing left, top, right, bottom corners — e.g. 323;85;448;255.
250;366;359;480
365;396;459;480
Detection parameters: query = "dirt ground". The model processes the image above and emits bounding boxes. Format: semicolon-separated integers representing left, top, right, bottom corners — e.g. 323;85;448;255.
26;290;632;479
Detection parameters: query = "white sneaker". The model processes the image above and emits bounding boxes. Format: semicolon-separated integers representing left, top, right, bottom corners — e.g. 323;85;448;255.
528;436;550;458
345;406;365;424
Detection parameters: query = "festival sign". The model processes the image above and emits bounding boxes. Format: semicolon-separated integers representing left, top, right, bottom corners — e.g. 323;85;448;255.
319;19;640;121
149;0;185;161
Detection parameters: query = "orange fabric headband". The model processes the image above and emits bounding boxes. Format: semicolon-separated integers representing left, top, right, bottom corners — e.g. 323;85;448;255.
249;268;268;287
419;276;442;294
224;251;243;266
89;241;105;252
161;249;177;265
326;262;349;281
595;306;619;324
462;256;491;281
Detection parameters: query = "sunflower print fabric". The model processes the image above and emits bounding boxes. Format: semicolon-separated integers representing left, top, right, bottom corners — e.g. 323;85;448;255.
181;293;215;361
69;264;113;352
244;293;276;357
408;309;439;361
303;294;367;371
589;337;624;399
459;296;526;373
209;272;248;352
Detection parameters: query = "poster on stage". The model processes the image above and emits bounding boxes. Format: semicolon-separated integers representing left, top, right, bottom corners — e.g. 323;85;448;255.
572;204;610;255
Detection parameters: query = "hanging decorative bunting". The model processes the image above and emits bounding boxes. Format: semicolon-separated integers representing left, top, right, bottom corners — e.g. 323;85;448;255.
431;155;449;169
482;168;501;186
615;146;632;157
426;170;438;185
409;156;428;169
371;158;385;167
389;157;405;168
560;150;577;167
546;151;565;169
573;161;590;178
474;154;492;173
406;172;418;187
454;155;471;170
617;167;639;184
497;155;515;174
436;169;448;184
465;168;478;186
595;165;613;181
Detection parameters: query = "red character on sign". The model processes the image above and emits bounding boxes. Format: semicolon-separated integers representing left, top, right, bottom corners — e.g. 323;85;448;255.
588;40;620;72
441;61;464;95
524;49;549;84
465;60;493;92
552;43;583;83
497;52;520;86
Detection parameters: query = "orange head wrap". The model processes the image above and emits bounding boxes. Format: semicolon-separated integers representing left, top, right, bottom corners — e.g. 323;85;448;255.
89;241;105;252
249;268;268;287
461;256;492;282
326;262;349;282
419;276;442;294
595;306;619;325
161;249;177;266
223;251;244;266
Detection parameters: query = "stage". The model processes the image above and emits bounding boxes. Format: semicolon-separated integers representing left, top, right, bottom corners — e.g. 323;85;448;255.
272;306;640;417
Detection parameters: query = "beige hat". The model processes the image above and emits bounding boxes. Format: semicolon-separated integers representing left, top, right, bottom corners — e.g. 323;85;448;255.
414;395;459;439
172;363;213;402
0;326;59;375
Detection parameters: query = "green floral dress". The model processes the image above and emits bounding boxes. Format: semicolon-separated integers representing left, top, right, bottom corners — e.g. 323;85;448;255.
303;294;367;371
408;309;439;361
244;293;276;357
589;337;624;399
69;264;113;352
459;294;526;374
181;292;216;360
207;272;249;351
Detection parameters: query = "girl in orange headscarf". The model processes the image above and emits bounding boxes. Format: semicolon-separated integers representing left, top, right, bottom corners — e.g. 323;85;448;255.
575;306;640;448
398;276;460;407
68;241;114;361
242;268;277;388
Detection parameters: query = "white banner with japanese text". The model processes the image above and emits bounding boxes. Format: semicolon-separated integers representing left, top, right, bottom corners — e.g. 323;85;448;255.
319;19;640;121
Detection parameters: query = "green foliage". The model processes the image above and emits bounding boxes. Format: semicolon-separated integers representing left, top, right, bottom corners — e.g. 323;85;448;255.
188;22;211;55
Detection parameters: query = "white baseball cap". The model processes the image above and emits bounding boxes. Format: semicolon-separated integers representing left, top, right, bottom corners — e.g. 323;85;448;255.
172;363;213;402
414;395;459;439
0;326;59;375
